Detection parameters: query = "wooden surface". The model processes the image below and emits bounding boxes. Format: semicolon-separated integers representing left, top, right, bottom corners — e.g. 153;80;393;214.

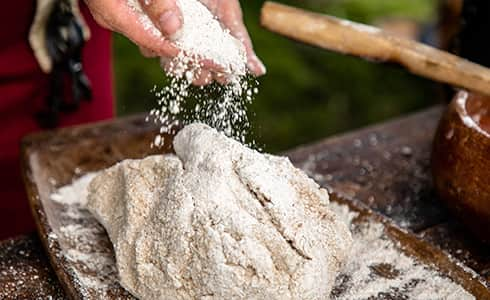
285;105;490;283
22;116;166;299
261;1;490;98
2;106;489;298
0;234;65;299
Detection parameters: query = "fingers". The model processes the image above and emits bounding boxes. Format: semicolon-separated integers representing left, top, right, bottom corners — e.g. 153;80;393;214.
139;46;159;58
214;72;228;85
118;13;179;58
193;69;213;86
200;58;225;74
217;0;266;76
246;52;267;76
138;0;183;37
161;57;215;86
231;23;266;76
85;0;179;57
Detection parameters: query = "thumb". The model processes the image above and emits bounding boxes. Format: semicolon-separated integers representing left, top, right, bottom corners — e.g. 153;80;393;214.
85;0;179;57
138;0;183;37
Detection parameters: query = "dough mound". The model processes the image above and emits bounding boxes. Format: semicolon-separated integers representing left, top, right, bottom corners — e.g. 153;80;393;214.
87;124;352;300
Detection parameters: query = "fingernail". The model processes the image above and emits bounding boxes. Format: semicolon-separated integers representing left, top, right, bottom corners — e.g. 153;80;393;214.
248;55;266;76
160;10;182;36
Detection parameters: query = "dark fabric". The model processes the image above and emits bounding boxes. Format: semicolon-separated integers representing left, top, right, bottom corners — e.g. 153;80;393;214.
459;0;490;67
0;2;114;240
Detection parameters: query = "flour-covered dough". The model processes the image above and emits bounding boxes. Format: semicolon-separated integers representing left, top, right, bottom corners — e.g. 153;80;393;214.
87;123;352;300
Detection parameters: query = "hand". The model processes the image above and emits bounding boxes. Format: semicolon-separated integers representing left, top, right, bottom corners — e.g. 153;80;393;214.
198;0;266;77
158;0;266;85
84;0;180;58
85;0;265;85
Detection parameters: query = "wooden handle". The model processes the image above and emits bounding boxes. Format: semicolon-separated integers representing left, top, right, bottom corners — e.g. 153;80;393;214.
261;1;490;97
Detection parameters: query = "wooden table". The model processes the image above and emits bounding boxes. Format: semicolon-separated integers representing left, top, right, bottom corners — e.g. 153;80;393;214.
1;106;489;298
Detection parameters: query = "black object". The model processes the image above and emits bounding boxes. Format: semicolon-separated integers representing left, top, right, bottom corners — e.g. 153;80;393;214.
36;0;92;128
458;0;490;67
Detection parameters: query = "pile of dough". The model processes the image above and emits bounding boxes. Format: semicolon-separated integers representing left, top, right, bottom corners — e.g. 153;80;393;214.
87;123;352;299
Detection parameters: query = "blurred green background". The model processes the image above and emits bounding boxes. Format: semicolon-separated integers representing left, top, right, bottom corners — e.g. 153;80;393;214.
114;0;440;153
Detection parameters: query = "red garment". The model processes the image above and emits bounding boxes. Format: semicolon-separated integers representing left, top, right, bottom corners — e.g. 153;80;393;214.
0;2;114;240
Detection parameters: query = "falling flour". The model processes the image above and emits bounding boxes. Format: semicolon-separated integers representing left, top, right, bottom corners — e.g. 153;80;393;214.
128;0;257;147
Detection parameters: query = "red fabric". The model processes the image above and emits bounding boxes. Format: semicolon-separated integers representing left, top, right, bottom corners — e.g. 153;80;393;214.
0;2;114;240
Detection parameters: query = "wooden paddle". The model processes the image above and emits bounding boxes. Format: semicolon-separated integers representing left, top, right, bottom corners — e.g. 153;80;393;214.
260;1;490;98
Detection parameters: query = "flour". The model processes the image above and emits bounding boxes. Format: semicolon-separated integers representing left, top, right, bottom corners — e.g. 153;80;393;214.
455;90;490;138
50;173;96;206
48;156;477;299
127;0;162;38
127;0;257;148
86;123;352;299
147;75;259;148
328;202;475;300
129;0;247;76
50;179;120;298
170;0;247;76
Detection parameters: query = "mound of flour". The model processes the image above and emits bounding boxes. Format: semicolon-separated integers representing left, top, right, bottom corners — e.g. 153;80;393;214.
86;123;352;299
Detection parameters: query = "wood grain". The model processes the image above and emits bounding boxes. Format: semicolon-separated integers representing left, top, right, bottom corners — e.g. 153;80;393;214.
0;234;65;299
261;1;490;98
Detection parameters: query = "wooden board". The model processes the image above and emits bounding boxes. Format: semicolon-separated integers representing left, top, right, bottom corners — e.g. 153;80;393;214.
285;106;490;280
0;234;65;299
286;106;445;232
21;111;490;299
22;116;166;299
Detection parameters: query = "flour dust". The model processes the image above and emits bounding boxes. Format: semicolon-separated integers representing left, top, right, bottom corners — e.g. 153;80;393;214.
48;175;477;299
127;0;261;148
146;73;259;148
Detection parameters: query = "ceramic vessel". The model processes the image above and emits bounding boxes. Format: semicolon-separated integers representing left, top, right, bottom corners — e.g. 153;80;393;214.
432;90;490;242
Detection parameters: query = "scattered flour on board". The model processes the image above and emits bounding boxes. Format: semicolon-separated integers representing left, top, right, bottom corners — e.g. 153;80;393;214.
49;172;475;299
329;202;475;300
127;0;258;147
49;173;127;298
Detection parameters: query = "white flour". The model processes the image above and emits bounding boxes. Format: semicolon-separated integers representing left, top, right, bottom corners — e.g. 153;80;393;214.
128;0;247;76
170;0;247;76
50;125;474;300
127;0;162;38
128;0;257;149
329;202;475;300
50;176;476;299
455;90;490;138
147;75;258;148
86;124;352;299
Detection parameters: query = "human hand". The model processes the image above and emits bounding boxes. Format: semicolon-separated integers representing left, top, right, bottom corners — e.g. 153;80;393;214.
197;0;266;77
135;0;267;85
84;0;180;58
85;0;265;85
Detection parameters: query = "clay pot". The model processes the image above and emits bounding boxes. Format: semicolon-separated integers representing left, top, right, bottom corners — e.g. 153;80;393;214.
432;91;490;242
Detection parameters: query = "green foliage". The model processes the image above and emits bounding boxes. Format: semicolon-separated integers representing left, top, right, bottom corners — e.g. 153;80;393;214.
114;0;438;153
309;0;435;23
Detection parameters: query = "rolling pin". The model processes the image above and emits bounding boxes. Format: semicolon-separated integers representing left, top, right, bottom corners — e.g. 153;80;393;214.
260;1;490;98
